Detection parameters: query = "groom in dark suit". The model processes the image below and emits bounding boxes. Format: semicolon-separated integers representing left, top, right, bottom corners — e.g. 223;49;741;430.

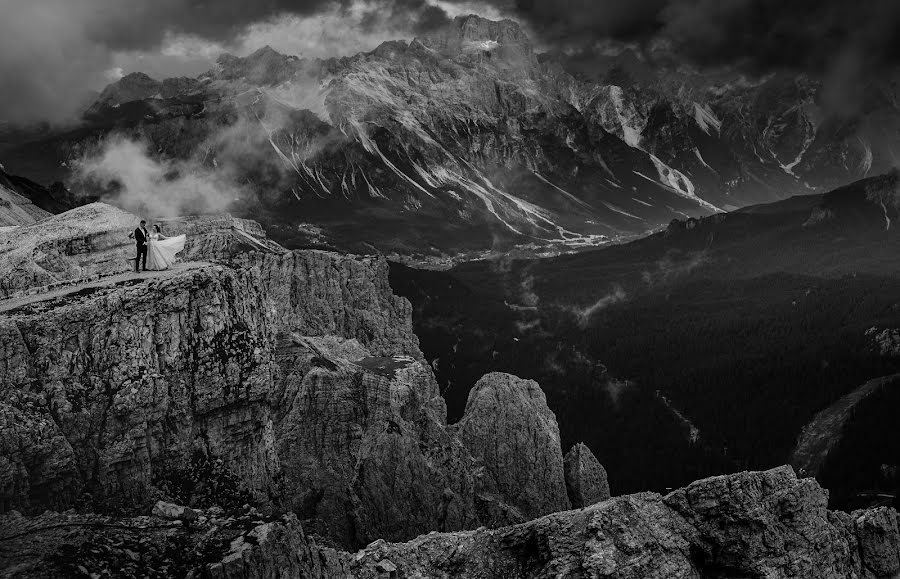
131;219;148;272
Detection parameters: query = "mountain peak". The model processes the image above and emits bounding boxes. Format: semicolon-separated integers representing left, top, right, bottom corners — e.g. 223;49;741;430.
247;44;284;59
418;15;533;62
214;44;302;85
89;71;162;112
451;14;528;44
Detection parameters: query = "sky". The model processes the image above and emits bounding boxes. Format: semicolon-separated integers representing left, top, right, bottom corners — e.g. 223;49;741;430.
2;0;900;126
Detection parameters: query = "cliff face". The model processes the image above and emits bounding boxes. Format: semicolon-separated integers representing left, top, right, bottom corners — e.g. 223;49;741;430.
0;205;592;550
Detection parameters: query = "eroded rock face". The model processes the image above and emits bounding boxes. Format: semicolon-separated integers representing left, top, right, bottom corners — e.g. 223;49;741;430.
455;372;571;523
665;466;862;578
6;466;898;578
0;211;575;548
236;251;421;358
0;203;136;297
0;251;441;543
154;214;287;262
564;442;610;508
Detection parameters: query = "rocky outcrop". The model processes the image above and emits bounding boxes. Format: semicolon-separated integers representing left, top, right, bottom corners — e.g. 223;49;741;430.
0;203;136;298
8;466;897;578
234;251;421;359
455;372;571;523
867;327;900;357
666;466;861;577
0;507;349;578
155;214;287;261
345;466;900;579
87;72;162;112
0;206;580;549
0;203;289;300
564;442;610;507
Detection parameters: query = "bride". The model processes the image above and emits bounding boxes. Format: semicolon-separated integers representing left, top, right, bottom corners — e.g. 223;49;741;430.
146;224;186;271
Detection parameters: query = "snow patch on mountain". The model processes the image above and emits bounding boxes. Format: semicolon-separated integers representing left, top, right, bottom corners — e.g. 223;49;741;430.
463;39;500;52
648;154;721;213
607;86;643;148
693;102;722;135
779;122;816;177
601;201;643;220
693;148;715;172
858;136;874;177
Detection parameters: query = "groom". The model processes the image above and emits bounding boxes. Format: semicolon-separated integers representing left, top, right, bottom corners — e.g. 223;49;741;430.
131;219;148;272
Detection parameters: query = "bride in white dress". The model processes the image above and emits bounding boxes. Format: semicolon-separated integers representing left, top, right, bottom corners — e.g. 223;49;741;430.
145;224;186;271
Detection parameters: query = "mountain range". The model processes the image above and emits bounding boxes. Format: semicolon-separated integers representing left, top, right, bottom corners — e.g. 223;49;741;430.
2;15;898;260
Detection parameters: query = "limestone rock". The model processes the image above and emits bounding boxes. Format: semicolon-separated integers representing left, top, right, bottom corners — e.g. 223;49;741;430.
88;72;162;112
853;507;900;578
236;251;422;358
0;203;136;297
564;442;610;508
154;214;286;261
0;203;288;299
0;206;578;550
346;467;900;579
204;514;350;578
0;210;576;548
4;466;900;578
151;500;199;522
0;252;442;545
664;466;861;578
455;372;570;523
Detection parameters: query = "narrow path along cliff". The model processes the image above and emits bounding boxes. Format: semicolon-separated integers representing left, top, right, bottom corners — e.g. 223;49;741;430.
0;261;211;314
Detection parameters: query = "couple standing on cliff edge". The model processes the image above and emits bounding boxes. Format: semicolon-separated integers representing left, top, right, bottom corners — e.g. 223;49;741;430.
131;219;186;272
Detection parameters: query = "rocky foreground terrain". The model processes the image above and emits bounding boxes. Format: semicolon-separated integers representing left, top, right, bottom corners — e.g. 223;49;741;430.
0;204;899;577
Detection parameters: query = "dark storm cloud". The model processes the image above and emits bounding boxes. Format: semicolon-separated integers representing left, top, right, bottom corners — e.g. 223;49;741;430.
476;0;900;76
660;0;900;73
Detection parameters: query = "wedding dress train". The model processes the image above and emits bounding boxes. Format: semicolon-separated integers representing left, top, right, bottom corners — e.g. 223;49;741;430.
145;233;186;271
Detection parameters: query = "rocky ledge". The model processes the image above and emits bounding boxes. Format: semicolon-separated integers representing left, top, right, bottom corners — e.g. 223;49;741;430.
3;466;898;578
